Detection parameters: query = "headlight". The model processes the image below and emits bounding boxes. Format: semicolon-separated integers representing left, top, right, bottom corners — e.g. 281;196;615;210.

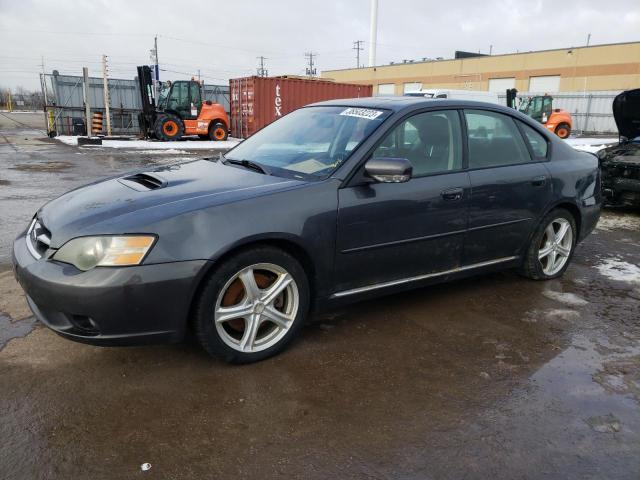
53;235;156;271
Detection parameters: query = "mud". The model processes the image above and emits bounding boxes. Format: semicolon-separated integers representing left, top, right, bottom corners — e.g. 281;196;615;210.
1;112;639;479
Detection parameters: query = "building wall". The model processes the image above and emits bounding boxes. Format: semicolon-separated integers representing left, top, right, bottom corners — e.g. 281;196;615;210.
322;42;640;95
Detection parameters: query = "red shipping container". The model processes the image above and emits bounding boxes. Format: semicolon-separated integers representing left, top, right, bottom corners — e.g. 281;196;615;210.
229;76;373;138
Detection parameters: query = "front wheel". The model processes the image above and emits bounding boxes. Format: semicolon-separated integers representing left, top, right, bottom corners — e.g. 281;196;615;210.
208;121;229;141
155;114;184;141
193;247;309;363
555;123;571;139
520;209;577;280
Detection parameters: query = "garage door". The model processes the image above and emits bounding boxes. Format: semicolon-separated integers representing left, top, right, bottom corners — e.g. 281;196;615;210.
529;75;560;93
403;82;422;94
488;77;515;93
377;84;396;95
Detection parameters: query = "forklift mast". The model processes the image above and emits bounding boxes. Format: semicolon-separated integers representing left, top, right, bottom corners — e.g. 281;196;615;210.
137;65;157;138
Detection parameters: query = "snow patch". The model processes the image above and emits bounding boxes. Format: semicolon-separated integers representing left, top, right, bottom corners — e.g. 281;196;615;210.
542;290;589;306
545;309;581;321
596;259;640;284
596;212;640;232
563;137;618;154
56;136;240;150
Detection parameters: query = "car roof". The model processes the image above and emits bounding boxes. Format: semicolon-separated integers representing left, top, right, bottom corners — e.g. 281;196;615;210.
308;96;513;114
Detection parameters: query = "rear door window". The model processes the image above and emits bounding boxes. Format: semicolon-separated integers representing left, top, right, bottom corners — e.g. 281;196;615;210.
464;110;532;168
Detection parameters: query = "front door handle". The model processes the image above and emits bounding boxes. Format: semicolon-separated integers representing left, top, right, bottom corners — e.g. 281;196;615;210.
441;187;464;201
531;175;547;187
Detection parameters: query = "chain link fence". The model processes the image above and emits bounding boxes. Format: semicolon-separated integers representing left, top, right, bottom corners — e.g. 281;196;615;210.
41;71;230;136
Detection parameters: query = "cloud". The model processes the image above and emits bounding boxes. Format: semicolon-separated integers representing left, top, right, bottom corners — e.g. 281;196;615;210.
0;0;638;89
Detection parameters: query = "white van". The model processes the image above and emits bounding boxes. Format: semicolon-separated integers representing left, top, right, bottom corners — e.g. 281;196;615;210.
404;89;501;105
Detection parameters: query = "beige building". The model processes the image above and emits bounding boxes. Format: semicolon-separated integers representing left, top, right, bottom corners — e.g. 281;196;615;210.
322;41;640;95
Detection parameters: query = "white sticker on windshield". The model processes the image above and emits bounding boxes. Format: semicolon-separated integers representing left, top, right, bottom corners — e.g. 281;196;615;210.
339;108;384;120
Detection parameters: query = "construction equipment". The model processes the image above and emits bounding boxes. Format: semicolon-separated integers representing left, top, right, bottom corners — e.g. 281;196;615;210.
137;66;229;141
506;88;573;139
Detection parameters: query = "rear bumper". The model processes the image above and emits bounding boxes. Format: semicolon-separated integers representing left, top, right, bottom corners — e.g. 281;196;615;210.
579;200;601;242
12;234;207;346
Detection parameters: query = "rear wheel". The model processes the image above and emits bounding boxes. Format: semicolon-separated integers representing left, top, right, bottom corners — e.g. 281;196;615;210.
155;114;184;141
193;247;309;363
555;123;571;139
520;208;576;280
208;121;228;141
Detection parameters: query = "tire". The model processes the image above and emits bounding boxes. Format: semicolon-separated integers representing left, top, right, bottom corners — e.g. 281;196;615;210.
193;246;310;363
208;121;228;141
520;208;577;280
555;123;571;139
154;114;184;141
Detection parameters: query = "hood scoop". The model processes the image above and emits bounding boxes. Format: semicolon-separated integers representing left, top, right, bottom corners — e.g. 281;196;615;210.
118;172;167;191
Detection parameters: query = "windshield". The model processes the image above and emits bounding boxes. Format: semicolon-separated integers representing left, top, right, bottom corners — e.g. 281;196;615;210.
157;82;171;109
519;97;542;116
225;106;390;180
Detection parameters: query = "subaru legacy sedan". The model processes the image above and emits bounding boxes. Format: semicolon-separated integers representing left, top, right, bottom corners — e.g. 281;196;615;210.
13;98;601;363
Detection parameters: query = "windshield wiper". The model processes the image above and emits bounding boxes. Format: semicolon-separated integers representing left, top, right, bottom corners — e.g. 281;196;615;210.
223;157;271;175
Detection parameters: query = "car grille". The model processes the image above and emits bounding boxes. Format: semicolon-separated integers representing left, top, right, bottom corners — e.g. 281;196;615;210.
26;218;51;259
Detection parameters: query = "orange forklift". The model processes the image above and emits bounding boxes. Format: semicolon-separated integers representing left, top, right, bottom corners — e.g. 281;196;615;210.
137;65;229;141
506;88;573;139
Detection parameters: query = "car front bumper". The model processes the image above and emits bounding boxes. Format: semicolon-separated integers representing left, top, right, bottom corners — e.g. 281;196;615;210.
12;234;207;346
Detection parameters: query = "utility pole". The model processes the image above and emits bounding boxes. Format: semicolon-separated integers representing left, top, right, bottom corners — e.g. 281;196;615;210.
368;0;378;67
353;40;364;68
102;54;112;136
586;33;591;47
256;56;268;77
40;56;50;135
150;36;159;105
198;69;201;82
82;67;91;136
305;52;317;77
489;44;493;55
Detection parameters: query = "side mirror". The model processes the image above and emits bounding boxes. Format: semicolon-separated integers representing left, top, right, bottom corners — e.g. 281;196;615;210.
364;157;413;183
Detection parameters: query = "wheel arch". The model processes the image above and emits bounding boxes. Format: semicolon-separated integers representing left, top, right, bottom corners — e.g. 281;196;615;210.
186;235;318;331
209;118;229;131
533;200;582;245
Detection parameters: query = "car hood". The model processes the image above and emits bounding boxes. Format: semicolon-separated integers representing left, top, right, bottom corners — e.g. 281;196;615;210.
38;159;304;247
613;88;640;140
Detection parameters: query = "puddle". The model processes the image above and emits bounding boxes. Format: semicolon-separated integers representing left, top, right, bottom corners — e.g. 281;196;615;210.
11;161;73;172
0;313;36;350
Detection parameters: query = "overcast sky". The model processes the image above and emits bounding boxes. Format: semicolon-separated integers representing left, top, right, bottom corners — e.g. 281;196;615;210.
0;0;638;90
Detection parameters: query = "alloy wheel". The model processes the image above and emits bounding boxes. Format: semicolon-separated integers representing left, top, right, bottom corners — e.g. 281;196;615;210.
538;218;573;276
214;263;299;353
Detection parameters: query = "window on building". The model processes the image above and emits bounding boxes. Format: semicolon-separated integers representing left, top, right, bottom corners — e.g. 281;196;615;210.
377;84;396;95
464;109;531;168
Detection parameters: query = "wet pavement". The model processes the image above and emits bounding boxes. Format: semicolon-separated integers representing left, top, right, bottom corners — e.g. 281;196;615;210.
1;112;639;479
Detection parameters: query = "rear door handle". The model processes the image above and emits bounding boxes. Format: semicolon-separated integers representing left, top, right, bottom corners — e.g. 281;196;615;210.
441;187;464;201
531;175;547;187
